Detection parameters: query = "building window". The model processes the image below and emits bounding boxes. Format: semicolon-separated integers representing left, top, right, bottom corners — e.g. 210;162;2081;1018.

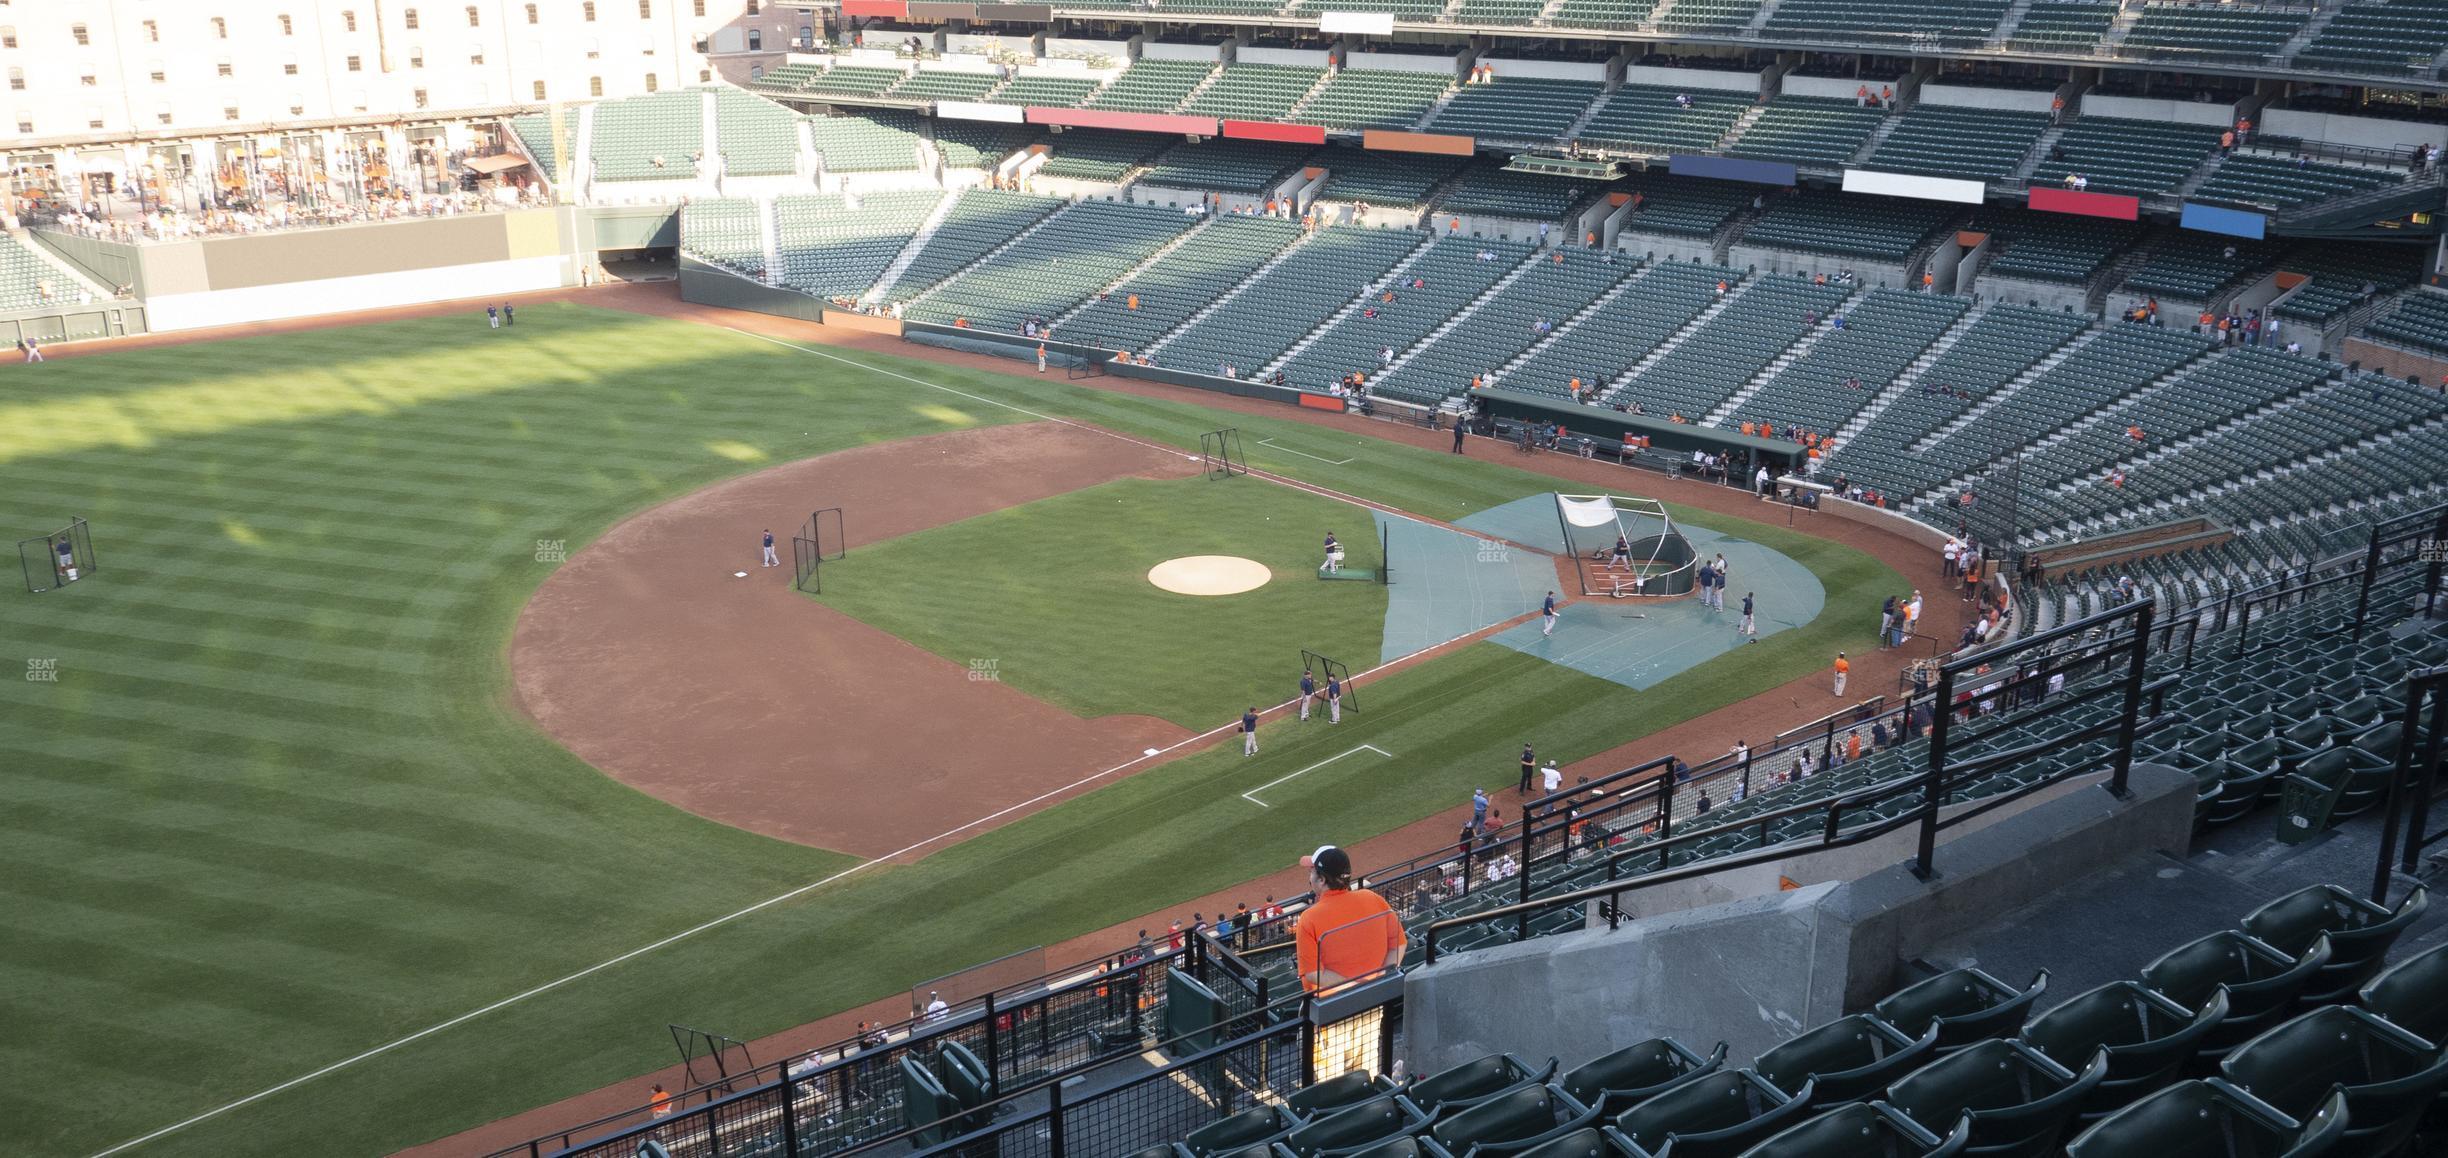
4;67;17;91
747;0;760;13
216;57;233;78
142;19;158;42
14;114;30;134
156;105;173;125
350;88;368;111
643;72;657;91
223;106;240;122
639;0;652;16
344;10;359;32
799;24;812;44
469;43;485;64
80;70;97;86
746;28;760;50
525;4;539;23
89;107;106;128
698;68;710;82
72;23;90;45
532;79;546;99
694;0;706;14
212;16;228;37
411;46;426;67
407;8;422;29
467;5;481;26
284;55;299;75
149;62;166;83
588;75;603;96
289;100;305;116
749;63;763;79
414;87;428;108
0;27;15;49
279;14;294;35
583;1;597;21
346;54;362;71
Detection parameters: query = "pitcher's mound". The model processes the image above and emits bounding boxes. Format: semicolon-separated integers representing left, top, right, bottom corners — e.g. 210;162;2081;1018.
1149;555;1272;596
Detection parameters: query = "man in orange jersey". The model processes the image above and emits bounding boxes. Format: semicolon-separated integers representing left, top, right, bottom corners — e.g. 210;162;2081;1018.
1294;845;1406;993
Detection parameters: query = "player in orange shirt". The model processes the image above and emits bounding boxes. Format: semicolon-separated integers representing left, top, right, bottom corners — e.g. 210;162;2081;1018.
1293;845;1406;993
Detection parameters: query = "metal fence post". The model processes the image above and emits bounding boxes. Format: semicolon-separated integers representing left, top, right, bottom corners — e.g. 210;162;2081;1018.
1048;1075;1067;1158
781;1068;802;1157
1915;668;1956;880
983;991;1000;1084
2108;601;2154;800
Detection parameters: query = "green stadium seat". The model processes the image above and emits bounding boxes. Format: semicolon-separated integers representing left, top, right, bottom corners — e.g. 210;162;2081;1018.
2360;940;2448;1044
2063;1079;2346;1158
1727;97;1886;167
1185;1105;1301;1155
1299;69;1454;131
2294;0;2448;74
2220;1005;2448;1158
1558;1039;1726;1114
1184;63;1328;122
1762;0;2012;47
1279;1093;1432;1157
716;90;805;177
1288;1071;1402;1118
1428;78;1605;143
2009;2;2117;52
1874;968;2049;1052
1578;86;1753;155
1087;58;1215;113
1425;1084;1601;1155
1407;1054;1558;1117
2122;4;2310;62
1752;1015;1941;1107
1864;105;2049;181
1882;1038;2106;1156
2022;982;2231;1122
1611;1068;1816;1157
1735;1102;1971;1157
2238;884;2427;1003
2141;931;2333;1060
990;73;1103;107
913;199;1198;331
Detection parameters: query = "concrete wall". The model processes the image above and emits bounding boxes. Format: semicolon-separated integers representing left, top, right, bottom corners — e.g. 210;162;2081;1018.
1238;47;1331;68
1044;37;1131;62
29;231;146;297
1729;244;1911;290
2340;335;2448;383
1983;273;2090;314
1624;65;1764;93
1478;58;1610;83
2083;94;2235;128
1403;764;2194;1073
2263;109;2448;154
1346;51;1463;75
1784;75;1905;101
1621;230;1719;266
1919;84;2054;113
1143;41;1226;62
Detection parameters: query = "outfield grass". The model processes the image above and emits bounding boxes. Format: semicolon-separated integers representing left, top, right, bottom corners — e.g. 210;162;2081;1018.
0;305;1901;1157
814;477;1390;727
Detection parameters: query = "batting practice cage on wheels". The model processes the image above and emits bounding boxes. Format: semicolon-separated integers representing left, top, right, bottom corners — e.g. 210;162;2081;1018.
1201;428;1248;480
1556;494;1695;597
1300;649;1357;711
792;507;845;594
20;517;96;594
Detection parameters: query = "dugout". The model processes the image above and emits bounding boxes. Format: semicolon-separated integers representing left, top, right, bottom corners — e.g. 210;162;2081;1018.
1467;389;1807;476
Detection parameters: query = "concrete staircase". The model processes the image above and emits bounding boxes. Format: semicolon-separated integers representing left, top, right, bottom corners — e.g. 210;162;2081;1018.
1257;237;1444;377
1742;0;1785;33
1373;250;1543;381
1703;286;1867;425
1910;326;2096;452
2277;2;2349;59
1598;276;1754;402
2083;246;2155;314
1716;104;1770;153
1050;216;1220;330
1988;0;2046;46
1848;112;1907;167
2016;125;2070;181
863;189;965;303
1168;63;1231;114
1144;227;1346;357
1488;262;1656;388
1830;302;1993;446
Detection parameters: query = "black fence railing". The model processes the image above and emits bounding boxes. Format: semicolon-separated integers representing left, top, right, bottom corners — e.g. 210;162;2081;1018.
2374;665;2448;902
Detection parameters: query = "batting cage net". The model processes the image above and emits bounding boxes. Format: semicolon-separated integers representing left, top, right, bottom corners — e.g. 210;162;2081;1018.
1200;428;1247;480
1318;522;1391;585
1556;494;1695;598
1066;336;1107;380
1300;649;1357;712
19;516;95;594
792;507;845;594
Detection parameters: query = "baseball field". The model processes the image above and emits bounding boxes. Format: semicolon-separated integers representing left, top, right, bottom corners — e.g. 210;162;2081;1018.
0;301;1903;1157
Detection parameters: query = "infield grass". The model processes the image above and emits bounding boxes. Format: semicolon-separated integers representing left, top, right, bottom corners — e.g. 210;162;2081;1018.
0;304;1901;1158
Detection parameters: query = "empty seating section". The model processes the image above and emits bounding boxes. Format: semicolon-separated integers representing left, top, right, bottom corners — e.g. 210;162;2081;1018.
1735;290;1969;434
800;64;908;98
1763;0;2014;46
510;109;577;182
2009;0;2118;51
807;114;921;174
1085;58;1213;112
890;190;1064;299
2271;245;2425;324
1829;306;2090;493
1726;97;1885;166
1427;79;1605;143
2366;289;2448;353
716;90;804;177
1979;208;2145;283
1311;147;1468;209
1376;252;1633;403
1436;166;1585;219
1070;216;1301;354
749;62;825;94
1660;0;1767;32
1614;277;1854;416
2122;232;2280;301
2122;4;2310;61
1283;239;1532;388
1295;69;1452;131
1904;325;2211;499
1617;174;1752;236
1743;192;1953;261
1140;140;1317;193
1293;0;1443;16
2024;347;2330;498
1507;262;1738;399
1037;133;1163;182
589;92;704;182
930;121;1036;170
1553;0;1661;26
1577;86;1753;155
1456;0;1545;22
913;200;1196;330
2028;116;2223;197
2294;0;2448;74
1156;227;1424;371
775;190;945;297
680;198;764;276
2192;153;2400;209
988;74;1102;107
1865;105;2049;180
884;68;1001;103
1183;63;1326;121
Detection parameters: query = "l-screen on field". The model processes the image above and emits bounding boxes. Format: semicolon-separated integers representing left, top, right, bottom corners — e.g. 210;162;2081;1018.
0;304;1896;1158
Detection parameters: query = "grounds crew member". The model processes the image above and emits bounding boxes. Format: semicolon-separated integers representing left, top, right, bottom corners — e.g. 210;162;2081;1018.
1294;845;1406;993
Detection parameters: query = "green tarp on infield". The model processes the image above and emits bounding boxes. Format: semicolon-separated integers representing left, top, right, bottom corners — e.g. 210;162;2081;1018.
1374;508;1561;665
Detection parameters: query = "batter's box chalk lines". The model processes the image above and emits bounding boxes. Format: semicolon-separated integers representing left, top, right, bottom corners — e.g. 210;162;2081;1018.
1256;437;1354;466
1242;745;1396;808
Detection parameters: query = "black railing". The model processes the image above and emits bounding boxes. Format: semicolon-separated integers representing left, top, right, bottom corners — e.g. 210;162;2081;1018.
2356;502;2448;639
2374;665;2448;903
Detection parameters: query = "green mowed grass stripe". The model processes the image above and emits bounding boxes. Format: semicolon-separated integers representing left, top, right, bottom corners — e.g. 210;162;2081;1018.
0;647;403;710
8;304;1900;1157
815;476;1390;727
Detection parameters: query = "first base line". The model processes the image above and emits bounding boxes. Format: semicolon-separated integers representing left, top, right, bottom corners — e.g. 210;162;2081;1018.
1243;745;1396;808
1256;437;1354;466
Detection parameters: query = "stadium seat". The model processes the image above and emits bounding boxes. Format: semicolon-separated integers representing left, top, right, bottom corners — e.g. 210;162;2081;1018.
1611;1069;1816;1158
1559;1039;1727;1114
2021;982;2231;1120
2140;932;2334;1059
2241;885;2428;1004
1874;968;2049;1052
2220;1005;2448;1157
1407;1054;1559;1117
1882;1037;2107;1156
1505;1127;1640;1158
1734;1102;1972;1157
2063;1079;2347;1158
1290;1071;1403;1118
1425;1084;1602;1155
2360;941;2448;1044
1280;1093;1432;1157
1187;1106;1303;1155
1753;1015;1941;1107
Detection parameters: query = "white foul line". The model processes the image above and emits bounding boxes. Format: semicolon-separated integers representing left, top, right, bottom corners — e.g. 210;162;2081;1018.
88;334;1521;1157
1256;437;1354;466
1243;745;1396;808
